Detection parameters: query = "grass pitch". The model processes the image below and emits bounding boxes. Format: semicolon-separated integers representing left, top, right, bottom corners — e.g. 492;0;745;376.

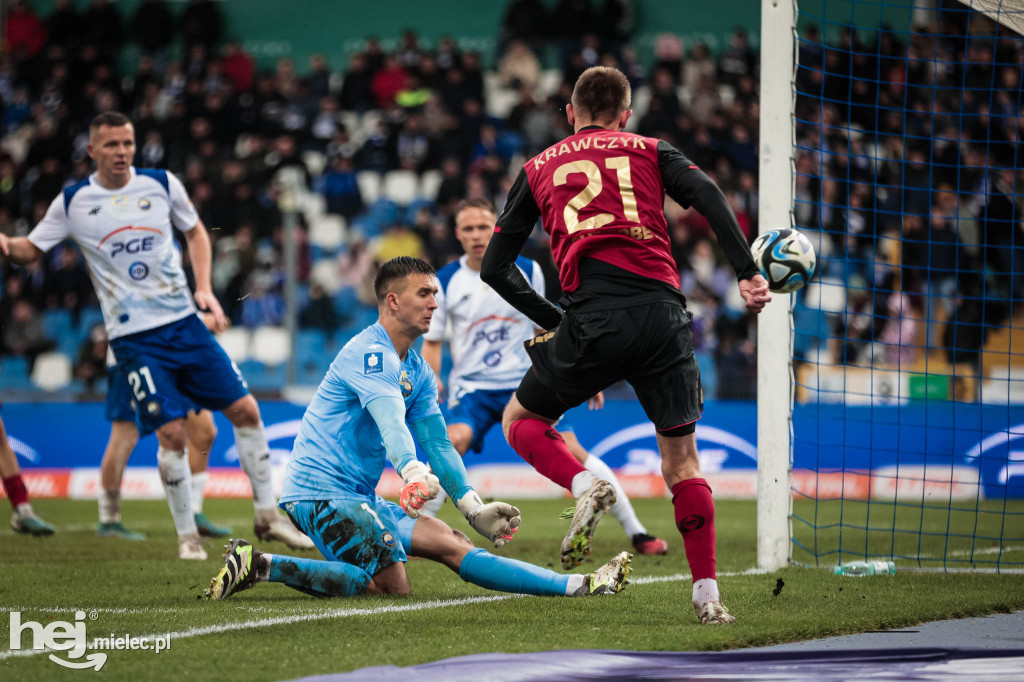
2;498;1023;681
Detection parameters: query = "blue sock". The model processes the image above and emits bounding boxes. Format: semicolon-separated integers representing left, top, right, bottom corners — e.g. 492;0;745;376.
268;556;372;597
458;547;571;596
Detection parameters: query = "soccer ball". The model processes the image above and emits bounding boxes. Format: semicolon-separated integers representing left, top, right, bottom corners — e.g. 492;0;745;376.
750;228;817;293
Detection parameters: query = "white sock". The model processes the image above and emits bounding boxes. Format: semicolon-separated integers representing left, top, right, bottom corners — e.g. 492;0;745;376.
565;574;586;595
156;447;197;537
233;423;277;511
420;488;447;517
98;489;121;524
583;455;646;538
570;470;597;498
692;578;720;606
191;470;208;514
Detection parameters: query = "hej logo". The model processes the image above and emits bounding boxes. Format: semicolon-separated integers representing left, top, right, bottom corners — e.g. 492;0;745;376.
9;610;107;670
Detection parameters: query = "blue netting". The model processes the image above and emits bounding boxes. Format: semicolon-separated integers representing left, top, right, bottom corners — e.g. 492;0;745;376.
789;0;1024;571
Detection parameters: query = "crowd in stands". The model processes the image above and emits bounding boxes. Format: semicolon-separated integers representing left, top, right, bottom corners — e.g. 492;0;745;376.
0;0;1018;397
793;8;1024;372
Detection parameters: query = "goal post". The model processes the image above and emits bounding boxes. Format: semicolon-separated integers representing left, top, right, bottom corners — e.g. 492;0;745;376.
757;0;797;571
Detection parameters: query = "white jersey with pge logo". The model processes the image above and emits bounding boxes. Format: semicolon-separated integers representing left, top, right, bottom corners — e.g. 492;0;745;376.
28;167;199;339
425;255;545;397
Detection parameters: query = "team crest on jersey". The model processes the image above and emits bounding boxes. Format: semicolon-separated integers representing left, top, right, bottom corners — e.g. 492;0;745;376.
137;197;151;211
129;261;149;281
364;352;383;375
381;531;395;547
399;370;413;397
146;401;160;417
483;350;502;367
111;195;127;206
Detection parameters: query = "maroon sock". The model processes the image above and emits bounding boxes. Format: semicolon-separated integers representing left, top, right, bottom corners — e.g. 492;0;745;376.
2;474;29;510
671;478;716;581
507;418;585;491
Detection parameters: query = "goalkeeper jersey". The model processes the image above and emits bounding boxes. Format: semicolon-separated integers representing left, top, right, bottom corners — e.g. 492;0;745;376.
281;322;441;503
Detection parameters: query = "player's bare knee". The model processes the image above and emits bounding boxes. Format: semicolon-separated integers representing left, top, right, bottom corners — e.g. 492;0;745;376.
156;420;188;451
223;395;261;427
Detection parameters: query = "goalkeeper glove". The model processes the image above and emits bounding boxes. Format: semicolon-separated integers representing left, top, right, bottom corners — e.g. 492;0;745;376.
457;491;521;548
398;461;441;519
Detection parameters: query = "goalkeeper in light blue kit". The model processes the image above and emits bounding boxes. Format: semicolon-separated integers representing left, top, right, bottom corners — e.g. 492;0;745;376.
205;257;631;600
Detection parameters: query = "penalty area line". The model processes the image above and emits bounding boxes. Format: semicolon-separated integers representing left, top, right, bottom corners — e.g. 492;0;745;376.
0;567;768;661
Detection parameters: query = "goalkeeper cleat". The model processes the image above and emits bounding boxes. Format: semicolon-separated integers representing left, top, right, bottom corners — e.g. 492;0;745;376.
97;521;146;541
575;551;632;596
254;512;316;550
631;533;669;555
205;539;261;600
195;512;232;538
560;479;616;569
10;505;55;536
178;533;208;560
696;599;737;625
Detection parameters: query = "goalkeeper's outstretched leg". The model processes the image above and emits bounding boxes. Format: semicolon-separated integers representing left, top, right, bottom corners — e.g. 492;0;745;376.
204;497;630;600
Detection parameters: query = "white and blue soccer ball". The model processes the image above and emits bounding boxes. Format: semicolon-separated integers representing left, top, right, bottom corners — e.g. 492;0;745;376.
750;228;817;293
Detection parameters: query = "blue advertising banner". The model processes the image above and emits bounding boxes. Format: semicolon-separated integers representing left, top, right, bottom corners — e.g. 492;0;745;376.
3;400;1022;499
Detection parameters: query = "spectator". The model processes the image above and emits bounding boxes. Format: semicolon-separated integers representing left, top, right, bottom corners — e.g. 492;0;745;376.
300;282;339;334
1;299;54;371
220;40;255;94
47;0;82;51
131;0;173;61
240;270;285;330
73;324;109;393
339;53;375;113
371;55;408;109
371;223;424;263
182;0;223;53
498;40;541;91
82;0;123;58
319;155;364;219
5;1;48;61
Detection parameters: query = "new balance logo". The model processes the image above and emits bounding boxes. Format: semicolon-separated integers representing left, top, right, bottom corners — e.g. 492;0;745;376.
164;478;185;487
89;206;101;215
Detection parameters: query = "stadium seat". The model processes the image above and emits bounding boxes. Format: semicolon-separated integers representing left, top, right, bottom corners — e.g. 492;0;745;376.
300;192;327;223
77;307;105;341
368;198;399;225
356;171;381;205
803;278;847;315
418;169;443;201
252;326;291;366
382;170;419;206
215;327;251;363
237;360;285;391
537;69;562;98
310;260;342;295
309;214;346;252
0;356;31;391
31;351;73;391
301;150;327;177
296;329;328;364
41;309;73;342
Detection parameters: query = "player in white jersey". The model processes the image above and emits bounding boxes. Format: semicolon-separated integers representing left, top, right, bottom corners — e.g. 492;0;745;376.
420;199;668;555
0;111;313;559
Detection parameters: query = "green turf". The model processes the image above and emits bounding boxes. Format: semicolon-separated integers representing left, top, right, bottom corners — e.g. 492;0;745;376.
2;498;1022;681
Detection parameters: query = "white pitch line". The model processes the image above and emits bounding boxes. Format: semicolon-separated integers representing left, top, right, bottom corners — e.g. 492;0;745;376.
0;567;778;661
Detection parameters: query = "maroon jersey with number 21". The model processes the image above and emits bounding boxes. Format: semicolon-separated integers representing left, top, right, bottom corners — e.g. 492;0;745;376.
522;127;679;293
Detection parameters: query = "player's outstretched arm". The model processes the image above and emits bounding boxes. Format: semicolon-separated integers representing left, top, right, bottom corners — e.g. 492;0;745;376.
365;396;440;518
410;414;520;547
0;234;44;265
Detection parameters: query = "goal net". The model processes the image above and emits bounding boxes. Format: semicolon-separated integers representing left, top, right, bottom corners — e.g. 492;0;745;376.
758;0;1024;572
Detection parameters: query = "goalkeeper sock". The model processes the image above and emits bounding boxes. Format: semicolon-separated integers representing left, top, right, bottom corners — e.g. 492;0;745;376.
458;547;571;596
98;489;121;523
671;478;716;582
267;555;372;597
190;470;207;514
233;423;277;511
156;447;197;537
2;474;29;510
584;454;646;538
507;418;585;491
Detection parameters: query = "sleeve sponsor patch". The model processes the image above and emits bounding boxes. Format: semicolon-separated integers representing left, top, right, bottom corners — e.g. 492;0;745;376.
363;352;384;375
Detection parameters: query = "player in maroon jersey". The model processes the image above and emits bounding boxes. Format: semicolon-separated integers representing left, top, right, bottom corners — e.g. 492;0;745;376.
481;66;770;624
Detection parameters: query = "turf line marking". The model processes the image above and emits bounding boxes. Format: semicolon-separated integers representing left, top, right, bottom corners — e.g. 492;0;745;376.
0;566;776;662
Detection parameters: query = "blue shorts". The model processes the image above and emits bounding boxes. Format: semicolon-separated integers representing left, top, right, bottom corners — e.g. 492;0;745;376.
281;496;417;576
108;315;248;436
104;363;203;423
445;388;515;453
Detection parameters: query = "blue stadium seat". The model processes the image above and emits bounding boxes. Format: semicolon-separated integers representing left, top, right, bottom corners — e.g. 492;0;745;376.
296;329;328;366
238;360;286;391
0;356;32;391
77;306;105;341
42;309;73;342
694;350;717;401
